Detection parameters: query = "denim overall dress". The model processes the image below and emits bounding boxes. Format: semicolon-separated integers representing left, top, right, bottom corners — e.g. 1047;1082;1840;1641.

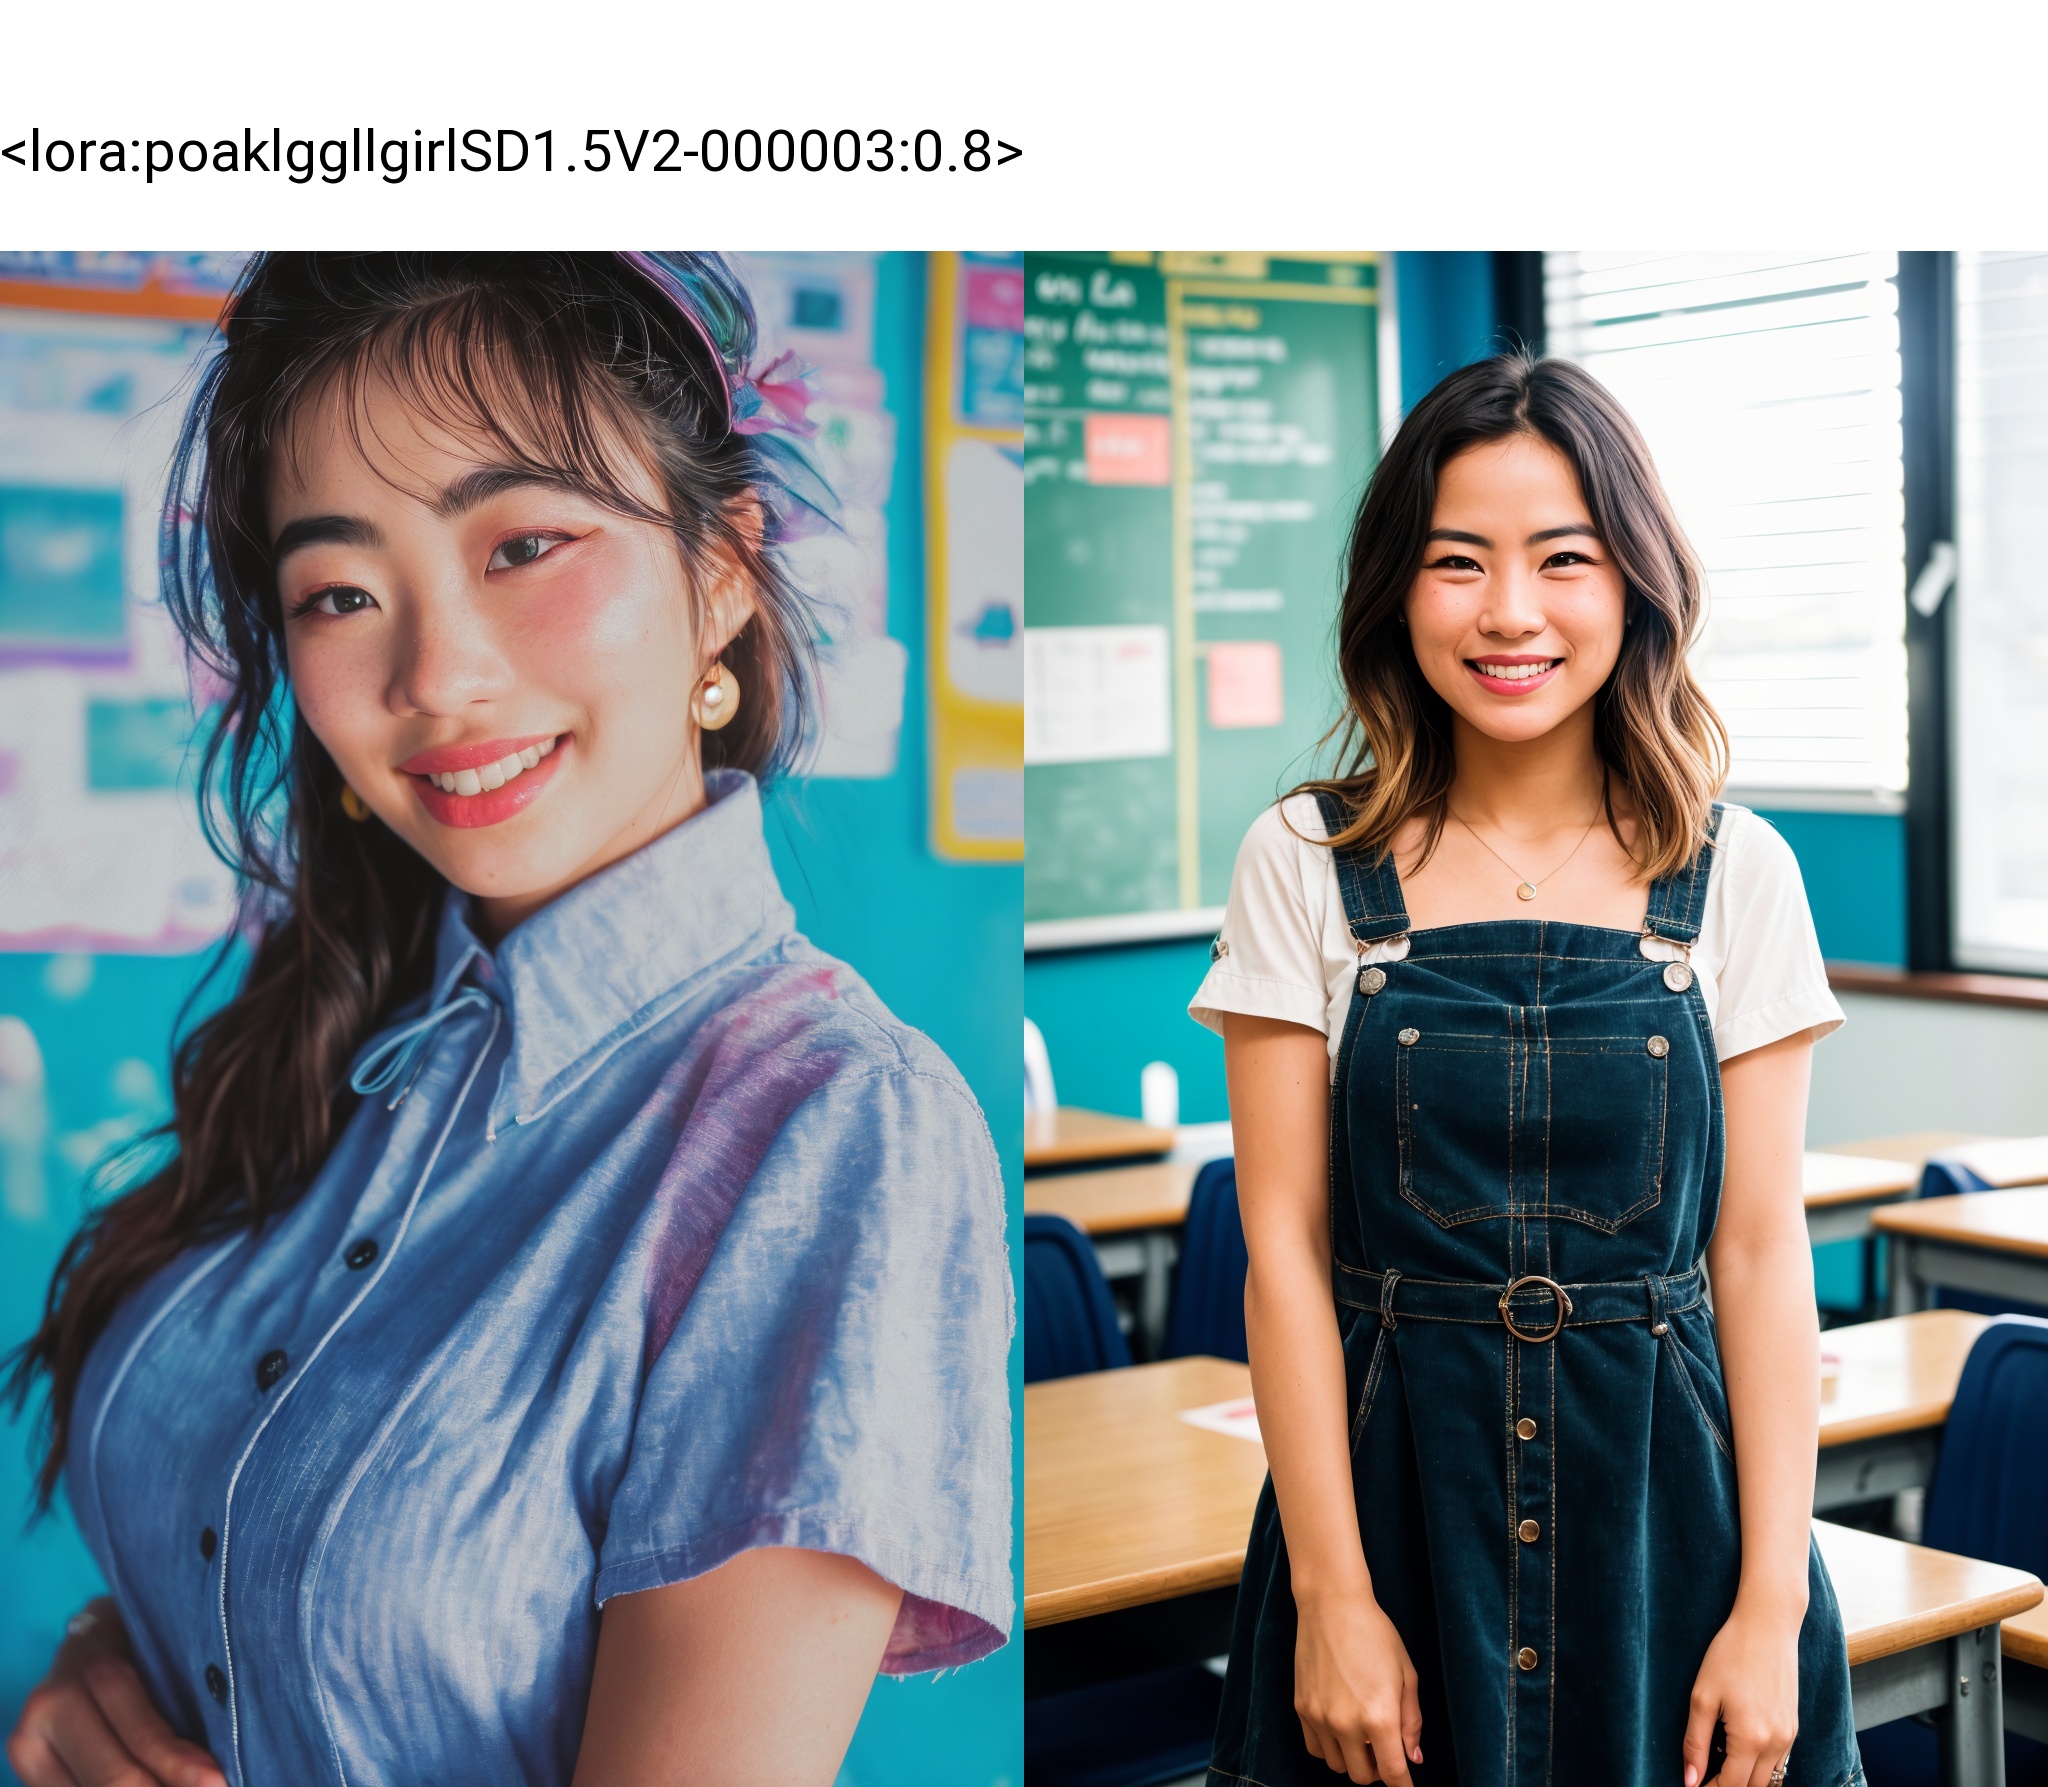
1206;801;1863;1787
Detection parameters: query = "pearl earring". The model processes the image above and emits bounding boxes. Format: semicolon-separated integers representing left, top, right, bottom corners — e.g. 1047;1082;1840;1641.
692;662;741;731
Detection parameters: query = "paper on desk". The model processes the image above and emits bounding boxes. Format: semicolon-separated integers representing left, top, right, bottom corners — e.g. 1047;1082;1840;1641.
1180;1396;1262;1443
1952;1135;2048;1189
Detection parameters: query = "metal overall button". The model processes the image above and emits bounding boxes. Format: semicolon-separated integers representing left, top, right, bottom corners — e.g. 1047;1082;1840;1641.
1397;1027;1420;1046
1647;1035;1670;1058
1498;1274;1573;1343
1516;1646;1540;1671
1663;961;1694;992
1358;965;1387;995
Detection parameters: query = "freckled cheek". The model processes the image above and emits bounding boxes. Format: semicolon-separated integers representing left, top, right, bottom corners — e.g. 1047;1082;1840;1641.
284;631;400;785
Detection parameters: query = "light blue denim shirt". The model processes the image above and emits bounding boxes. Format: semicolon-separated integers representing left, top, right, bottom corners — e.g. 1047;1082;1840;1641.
66;770;1014;1787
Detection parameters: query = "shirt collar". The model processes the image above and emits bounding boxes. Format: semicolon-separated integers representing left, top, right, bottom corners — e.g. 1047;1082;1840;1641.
426;769;795;1132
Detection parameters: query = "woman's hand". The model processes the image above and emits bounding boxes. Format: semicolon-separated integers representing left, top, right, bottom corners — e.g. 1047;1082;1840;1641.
6;1599;226;1787
1682;1598;1801;1786
1293;1587;1424;1785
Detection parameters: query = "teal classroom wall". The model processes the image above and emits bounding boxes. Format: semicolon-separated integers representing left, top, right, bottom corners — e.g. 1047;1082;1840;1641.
1024;252;1910;1313
0;253;1022;1787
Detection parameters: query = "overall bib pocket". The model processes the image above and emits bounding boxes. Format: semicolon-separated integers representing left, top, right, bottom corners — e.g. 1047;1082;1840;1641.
1395;1028;1516;1226
1542;1029;1670;1232
1393;1016;1670;1231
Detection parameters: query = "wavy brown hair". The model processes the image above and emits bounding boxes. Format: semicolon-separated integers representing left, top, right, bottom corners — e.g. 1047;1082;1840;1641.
1302;353;1728;880
7;253;832;1506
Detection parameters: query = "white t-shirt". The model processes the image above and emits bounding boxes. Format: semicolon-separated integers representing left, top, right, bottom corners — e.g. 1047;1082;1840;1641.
1189;793;1844;1076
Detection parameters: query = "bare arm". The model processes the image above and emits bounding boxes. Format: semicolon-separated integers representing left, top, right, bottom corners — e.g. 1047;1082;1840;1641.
1684;1029;1819;1787
1223;1012;1421;1786
572;1547;901;1787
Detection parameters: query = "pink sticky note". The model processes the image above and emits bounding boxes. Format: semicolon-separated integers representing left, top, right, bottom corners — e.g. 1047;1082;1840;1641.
1207;640;1284;728
1084;412;1171;486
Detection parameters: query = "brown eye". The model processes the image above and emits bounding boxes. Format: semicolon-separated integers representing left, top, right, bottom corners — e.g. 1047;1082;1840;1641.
488;533;564;571
295;584;376;619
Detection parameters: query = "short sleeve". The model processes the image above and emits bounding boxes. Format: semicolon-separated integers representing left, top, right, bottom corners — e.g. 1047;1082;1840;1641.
1191;796;1338;1038
595;1062;1014;1674
1706;811;1846;1061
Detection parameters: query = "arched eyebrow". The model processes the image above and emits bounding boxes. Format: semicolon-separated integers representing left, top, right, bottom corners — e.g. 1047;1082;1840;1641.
1422;524;1600;549
270;469;589;560
272;513;382;561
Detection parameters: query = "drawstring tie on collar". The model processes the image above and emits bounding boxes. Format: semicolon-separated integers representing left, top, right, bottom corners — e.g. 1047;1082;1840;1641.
350;988;494;1110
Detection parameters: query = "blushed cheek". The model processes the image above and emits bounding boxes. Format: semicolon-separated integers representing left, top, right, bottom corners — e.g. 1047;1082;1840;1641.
507;548;696;748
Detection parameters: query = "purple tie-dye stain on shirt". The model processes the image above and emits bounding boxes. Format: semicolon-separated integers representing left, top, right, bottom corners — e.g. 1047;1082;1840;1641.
65;772;1014;1785
640;962;849;1369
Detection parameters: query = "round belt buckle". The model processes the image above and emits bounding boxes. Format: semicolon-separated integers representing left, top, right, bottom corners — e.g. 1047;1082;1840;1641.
1499;1274;1573;1343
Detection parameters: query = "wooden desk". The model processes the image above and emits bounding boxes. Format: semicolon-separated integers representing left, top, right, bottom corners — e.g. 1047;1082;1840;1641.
1815;1310;1988;1510
1875;1188;2048;1316
1025;1358;2042;1780
1802;1150;1919;1241
1818;1520;2039;1773
1025;1159;1200;1235
1025;1107;1175;1172
1025;1356;1265;1627
1822;1130;1990;1170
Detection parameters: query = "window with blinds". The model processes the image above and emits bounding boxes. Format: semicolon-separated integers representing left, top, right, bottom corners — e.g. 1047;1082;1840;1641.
1954;251;2048;971
1544;253;1909;803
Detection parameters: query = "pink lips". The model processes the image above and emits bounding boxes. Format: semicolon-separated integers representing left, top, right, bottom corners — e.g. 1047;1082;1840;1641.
1465;656;1561;697
398;733;560;777
402;733;567;830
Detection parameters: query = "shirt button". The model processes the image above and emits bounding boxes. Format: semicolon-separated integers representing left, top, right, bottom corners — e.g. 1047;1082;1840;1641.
255;1349;289;1391
199;1527;216;1560
205;1663;227;1703
1519;1519;1540;1543
344;1238;379;1270
1516;1417;1538;1441
1516;1646;1539;1672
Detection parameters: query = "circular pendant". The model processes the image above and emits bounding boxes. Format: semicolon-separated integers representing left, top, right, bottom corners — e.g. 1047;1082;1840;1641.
1516;882;1538;901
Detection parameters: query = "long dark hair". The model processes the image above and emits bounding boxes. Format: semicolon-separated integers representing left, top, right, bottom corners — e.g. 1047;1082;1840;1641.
1304;353;1728;879
8;252;830;1505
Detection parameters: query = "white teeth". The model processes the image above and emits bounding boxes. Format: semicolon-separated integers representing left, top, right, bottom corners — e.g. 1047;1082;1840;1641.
1476;660;1557;682
424;737;558;797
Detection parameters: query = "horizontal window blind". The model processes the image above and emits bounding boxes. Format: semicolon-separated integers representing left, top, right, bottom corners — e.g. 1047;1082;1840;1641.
1545;252;1908;801
1954;251;2048;970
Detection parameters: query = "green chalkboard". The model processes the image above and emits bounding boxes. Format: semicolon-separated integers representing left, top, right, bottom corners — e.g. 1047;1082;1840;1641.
1023;254;1381;930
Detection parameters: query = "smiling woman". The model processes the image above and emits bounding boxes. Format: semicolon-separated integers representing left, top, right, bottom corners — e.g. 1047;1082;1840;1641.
1190;358;1862;1787
3;254;1012;1787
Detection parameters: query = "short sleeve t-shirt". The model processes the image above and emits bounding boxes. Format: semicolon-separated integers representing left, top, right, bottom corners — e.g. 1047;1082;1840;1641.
1190;793;1843;1073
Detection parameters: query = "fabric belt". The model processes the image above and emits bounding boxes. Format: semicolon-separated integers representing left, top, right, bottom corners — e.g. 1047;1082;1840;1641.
1333;1261;1707;1342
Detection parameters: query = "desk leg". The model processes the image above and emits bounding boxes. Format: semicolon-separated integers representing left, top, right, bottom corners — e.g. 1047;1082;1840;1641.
1139;1232;1174;1361
1891;1236;1928;1317
1939;1624;2005;1787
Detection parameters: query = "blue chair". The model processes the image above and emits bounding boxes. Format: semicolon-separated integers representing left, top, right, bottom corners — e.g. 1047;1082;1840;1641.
1025;1213;1131;1383
1163;1158;1250;1363
1026;1662;1224;1787
1858;1316;2048;1785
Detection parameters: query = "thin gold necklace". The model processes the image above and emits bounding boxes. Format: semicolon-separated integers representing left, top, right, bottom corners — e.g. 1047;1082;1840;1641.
1450;807;1602;902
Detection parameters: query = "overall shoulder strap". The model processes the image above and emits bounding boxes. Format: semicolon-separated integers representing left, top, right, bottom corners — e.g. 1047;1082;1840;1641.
1312;790;1411;944
1640;802;1724;946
